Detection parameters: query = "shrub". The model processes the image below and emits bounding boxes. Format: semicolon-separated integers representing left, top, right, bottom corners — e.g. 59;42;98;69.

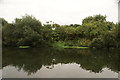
89;38;104;49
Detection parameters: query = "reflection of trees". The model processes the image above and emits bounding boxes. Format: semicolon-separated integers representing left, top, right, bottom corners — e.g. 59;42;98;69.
3;48;120;75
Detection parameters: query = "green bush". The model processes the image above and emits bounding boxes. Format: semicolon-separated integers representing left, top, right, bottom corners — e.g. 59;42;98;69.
89;38;104;49
52;41;65;49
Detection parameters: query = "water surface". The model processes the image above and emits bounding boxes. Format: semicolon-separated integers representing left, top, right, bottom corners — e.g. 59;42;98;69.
2;48;120;78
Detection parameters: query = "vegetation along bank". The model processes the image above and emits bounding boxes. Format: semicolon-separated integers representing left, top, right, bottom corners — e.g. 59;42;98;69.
1;14;120;49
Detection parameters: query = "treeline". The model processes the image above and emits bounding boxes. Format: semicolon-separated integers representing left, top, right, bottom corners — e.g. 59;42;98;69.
1;14;120;49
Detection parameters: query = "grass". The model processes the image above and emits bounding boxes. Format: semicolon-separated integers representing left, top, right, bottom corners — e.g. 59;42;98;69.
53;41;89;49
64;46;89;49
19;46;30;49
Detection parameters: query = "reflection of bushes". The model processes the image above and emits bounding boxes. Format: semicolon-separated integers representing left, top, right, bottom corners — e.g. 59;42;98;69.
3;48;120;75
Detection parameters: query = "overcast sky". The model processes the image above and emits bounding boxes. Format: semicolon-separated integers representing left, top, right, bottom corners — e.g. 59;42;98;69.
0;0;118;25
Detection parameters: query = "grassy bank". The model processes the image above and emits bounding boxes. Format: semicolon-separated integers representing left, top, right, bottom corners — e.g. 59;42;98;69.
19;46;30;49
52;41;89;49
64;46;89;49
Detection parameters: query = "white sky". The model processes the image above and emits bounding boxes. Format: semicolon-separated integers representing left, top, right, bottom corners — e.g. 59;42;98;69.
0;0;118;25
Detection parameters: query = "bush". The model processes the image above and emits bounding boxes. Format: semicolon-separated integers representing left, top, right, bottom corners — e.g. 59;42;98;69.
89;38;104;49
102;32;117;48
52;41;65;49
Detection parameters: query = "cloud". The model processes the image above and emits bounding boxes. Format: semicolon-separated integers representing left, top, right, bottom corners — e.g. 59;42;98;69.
0;0;118;24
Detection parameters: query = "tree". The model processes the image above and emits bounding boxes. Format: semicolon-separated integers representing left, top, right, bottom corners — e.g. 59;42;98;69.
0;18;8;27
114;23;120;48
82;14;106;24
2;23;15;46
13;15;43;46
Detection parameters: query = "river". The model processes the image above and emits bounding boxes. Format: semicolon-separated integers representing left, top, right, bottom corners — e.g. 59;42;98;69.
2;48;120;78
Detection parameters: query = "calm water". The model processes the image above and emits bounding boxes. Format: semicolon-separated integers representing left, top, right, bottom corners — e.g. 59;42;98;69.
2;48;120;78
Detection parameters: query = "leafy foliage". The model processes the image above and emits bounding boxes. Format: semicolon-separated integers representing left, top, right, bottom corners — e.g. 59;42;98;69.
1;14;120;49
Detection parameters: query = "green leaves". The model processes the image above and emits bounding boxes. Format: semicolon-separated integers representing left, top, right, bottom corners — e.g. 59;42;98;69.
2;14;119;48
82;14;106;24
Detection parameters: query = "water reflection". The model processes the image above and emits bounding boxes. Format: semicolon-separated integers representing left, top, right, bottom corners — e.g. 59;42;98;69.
2;48;120;77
